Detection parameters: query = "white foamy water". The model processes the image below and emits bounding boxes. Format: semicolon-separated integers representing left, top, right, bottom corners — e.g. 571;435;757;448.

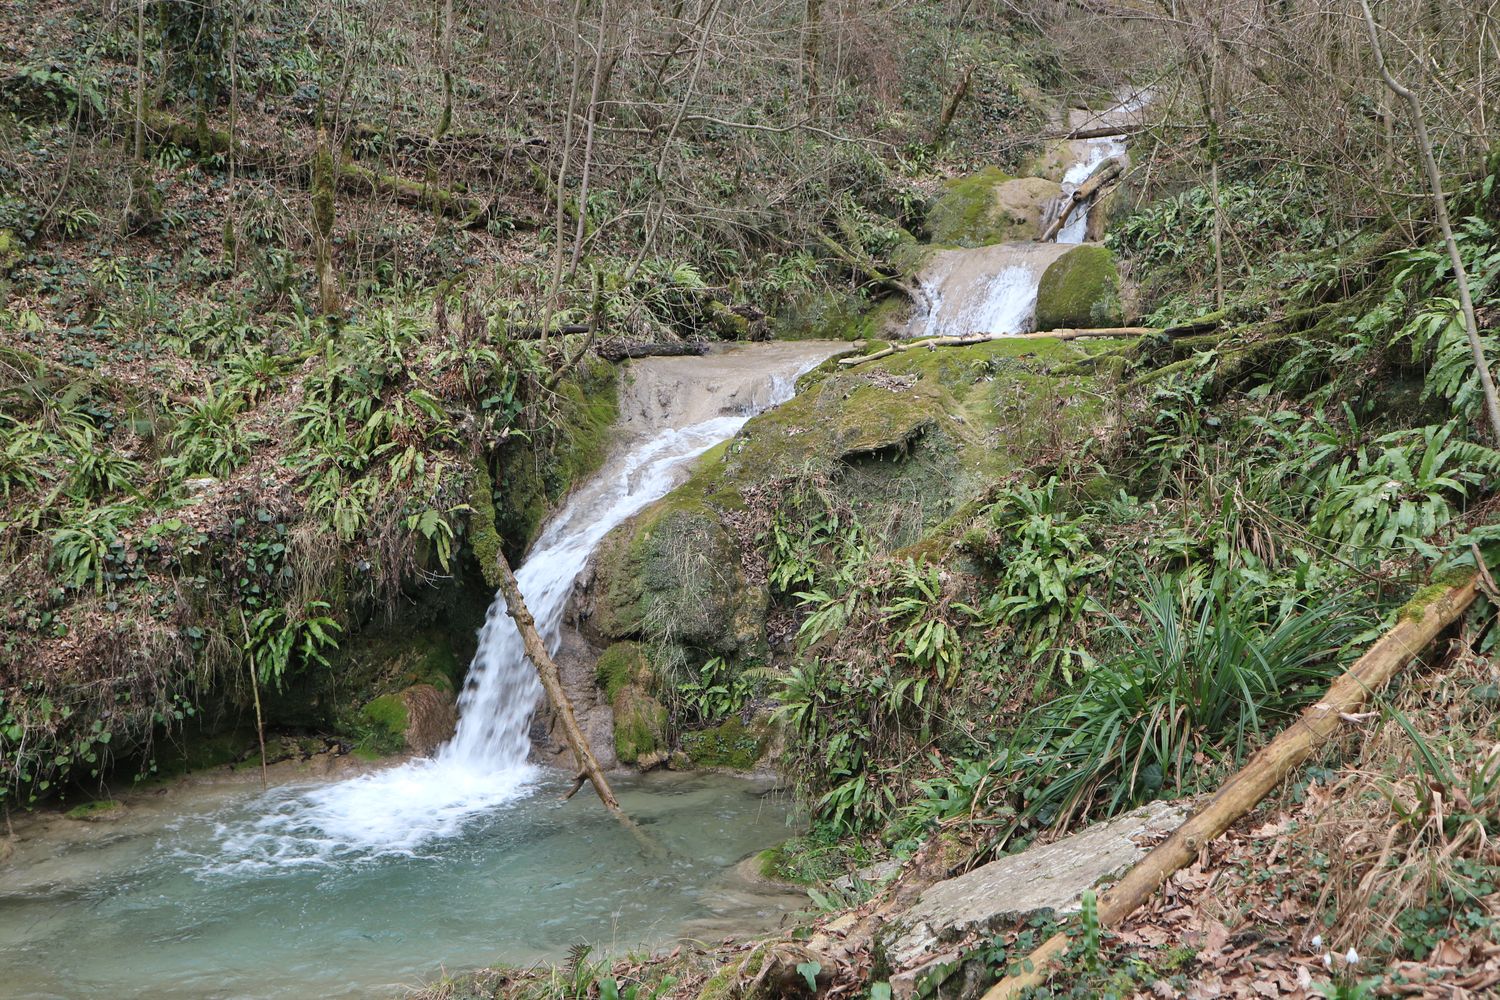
1055;133;1127;244
911;243;1071;338
905;92;1146;339
209;345;840;867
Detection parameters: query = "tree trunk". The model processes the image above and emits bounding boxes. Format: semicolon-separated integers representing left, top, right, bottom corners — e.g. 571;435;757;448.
932;64;974;145
435;0;455;142
312;126;340;315
1359;0;1500;444
803;0;823;104
982;576;1479;1000
597;340;709;362
838;323;1211;368
490;546;626;820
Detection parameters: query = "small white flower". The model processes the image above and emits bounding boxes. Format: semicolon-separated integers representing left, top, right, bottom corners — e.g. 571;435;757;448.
1311;934;1323;950
1322;953;1334;969
1345;947;1360;966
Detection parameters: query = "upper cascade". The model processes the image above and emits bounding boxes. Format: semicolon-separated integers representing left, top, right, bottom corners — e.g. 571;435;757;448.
905;93;1145;340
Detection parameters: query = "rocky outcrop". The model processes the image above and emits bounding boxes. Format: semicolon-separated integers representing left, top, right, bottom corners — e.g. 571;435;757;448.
579;338;1113;771
927;167;1062;247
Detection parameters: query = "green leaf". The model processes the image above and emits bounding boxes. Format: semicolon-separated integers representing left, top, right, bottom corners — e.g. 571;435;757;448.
796;962;822;992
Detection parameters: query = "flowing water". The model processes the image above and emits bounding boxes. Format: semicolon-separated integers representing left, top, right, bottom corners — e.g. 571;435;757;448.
907;93;1144;338
0;770;796;1000
0;341;847;1000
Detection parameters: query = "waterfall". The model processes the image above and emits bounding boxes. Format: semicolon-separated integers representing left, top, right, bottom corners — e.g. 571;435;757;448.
906;92;1145;339
213;345;840;865
912;243;1073;339
1054;132;1128;245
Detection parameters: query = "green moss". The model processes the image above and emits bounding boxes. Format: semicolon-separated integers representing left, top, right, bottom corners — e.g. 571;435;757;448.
470;460;502;589
1035;243;1123;331
926;169;1063;247
64;799;123;821
1398;571;1475;622
493;356;619;554
0;229;21;272
312;138;336;240
596;642;648;703
361;694;409;736
774;289;899;342
588;338;1109;695
612;685;667;765
141;722;261;779
928;167;1011;246
698;946;769;1000
680;717;767;770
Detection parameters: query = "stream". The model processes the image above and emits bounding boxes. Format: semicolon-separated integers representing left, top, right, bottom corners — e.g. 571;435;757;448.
0;341;845;1000
0;98;1146;1000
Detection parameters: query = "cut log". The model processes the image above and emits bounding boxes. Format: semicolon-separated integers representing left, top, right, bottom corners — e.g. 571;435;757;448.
597;340;710;362
1039;158;1124;242
981;576;1479;1000
490;547;624;819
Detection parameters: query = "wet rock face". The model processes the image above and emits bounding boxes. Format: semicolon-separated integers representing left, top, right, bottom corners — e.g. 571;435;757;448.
396;684;459;755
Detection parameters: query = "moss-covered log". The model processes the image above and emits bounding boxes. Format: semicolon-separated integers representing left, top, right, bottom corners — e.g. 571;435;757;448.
138;110;494;227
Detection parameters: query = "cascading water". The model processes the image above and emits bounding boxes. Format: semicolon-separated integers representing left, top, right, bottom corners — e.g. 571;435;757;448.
905;92;1145;339
1053;132;1128;245
912;243;1072;339
212;343;844;866
0;344;843;1000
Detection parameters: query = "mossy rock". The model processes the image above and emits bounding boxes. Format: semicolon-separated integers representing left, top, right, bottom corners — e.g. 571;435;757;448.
679;717;769;771
927;168;1060;247
613;684;667;766
592;503;769;662
1034;243;1123;330
587;337;1119;704
361;694;409;739
64;799;125;822
595;641;651;703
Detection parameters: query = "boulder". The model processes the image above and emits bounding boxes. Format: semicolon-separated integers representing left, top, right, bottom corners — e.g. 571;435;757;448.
360;683;457;756
397;684;458;755
611;684;668;766
927;167;1061;247
881;799;1188;980
679;716;772;771
591;503;770;663
1034;243;1123;330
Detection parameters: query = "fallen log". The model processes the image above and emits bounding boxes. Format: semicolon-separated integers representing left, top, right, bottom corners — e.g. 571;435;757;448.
982;575;1479;1000
139;109;495;227
491;547;625;819
838;327;1158;367
507;323;594;340
597;340;710;362
1053;124;1139;141
1039;157;1124;242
